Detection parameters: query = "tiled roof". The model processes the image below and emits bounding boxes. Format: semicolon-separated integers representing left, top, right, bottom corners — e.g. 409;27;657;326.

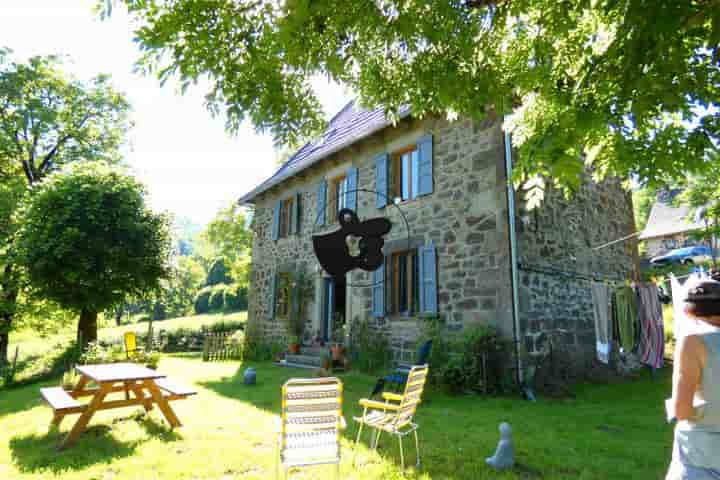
238;100;411;204
639;189;705;240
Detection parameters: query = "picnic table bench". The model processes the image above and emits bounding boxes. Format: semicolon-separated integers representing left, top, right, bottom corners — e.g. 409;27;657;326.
40;363;196;450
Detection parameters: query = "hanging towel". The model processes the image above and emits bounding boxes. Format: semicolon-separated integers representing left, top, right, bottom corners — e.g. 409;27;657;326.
637;283;664;369
614;286;638;353
591;282;612;364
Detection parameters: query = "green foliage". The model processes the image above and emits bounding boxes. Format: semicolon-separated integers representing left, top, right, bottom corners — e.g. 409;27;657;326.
349;318;392;374
281;270;315;340
420;318;507;395
632;185;658;233
202;202;252;285
14;163;172;320
193;287;213;314
676;152;720;263
223;283;248;312
208;285;228;312
205;258;232;286
241;320;284;361
108;1;720;191
0;50;131;360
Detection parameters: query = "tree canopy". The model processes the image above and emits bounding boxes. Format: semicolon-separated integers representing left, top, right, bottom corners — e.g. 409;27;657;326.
0;49;133;360
105;0;719;190
0;48;131;185
14;162;171;346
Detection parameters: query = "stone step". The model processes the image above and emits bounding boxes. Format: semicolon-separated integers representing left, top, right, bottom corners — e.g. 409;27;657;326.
275;361;318;370
299;347;329;357
284;354;322;367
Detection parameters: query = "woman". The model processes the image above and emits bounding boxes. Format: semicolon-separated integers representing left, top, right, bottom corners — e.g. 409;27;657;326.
667;279;720;480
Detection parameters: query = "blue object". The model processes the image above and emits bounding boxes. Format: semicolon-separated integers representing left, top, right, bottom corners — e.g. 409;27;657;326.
650;246;714;267
383;340;433;387
243;367;256;385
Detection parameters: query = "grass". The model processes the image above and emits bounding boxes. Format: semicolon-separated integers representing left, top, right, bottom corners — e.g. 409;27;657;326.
5;312;246;385
0;355;673;480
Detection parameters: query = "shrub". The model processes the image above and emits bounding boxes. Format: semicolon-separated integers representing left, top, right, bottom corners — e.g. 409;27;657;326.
223;284;248;311
206;257;231;286
208;285;227;312
350;318;392;374
194;286;213;314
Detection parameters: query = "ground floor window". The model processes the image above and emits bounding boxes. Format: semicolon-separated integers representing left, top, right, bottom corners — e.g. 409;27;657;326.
387;250;419;316
275;272;291;319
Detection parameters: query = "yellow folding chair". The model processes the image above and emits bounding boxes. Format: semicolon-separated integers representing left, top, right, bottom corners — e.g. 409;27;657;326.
353;364;429;470
123;332;142;359
276;377;346;480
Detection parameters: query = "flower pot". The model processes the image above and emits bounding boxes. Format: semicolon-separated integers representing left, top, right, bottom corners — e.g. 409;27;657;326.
289;343;301;354
330;345;344;361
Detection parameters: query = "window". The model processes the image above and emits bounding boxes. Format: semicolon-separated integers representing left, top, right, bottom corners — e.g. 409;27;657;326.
279;197;294;238
386;250;420;316
275;273;291;319
327;175;348;223
390;146;419;202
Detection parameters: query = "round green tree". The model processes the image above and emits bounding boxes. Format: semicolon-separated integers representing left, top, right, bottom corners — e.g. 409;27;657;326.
15;162;171;348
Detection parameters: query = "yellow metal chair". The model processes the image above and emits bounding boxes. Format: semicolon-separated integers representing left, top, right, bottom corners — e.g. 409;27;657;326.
353;364;429;470
276;377;346;480
123;332;142;359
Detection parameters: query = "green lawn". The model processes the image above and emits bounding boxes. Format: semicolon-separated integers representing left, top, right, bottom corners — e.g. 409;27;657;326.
0;355;673;479
6;312;246;385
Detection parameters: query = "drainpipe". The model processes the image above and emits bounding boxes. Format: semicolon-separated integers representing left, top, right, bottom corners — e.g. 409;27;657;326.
503;127;525;391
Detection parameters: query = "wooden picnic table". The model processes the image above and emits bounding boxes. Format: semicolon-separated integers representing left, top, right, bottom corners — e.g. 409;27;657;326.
40;363;196;450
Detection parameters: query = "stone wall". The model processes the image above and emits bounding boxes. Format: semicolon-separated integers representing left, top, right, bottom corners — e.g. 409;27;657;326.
247;114;514;355
516;179;637;373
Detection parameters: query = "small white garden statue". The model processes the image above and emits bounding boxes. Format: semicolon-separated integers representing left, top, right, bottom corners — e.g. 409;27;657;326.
486;422;514;470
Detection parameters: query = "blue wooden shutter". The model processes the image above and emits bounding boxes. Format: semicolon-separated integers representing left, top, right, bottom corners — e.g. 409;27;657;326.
294;192;302;235
272;201;281;240
270;273;278;319
316;180;327;226
375;153;389;209
372;263;385;317
418;245;438;315
417;134;433;197
346;166;358;212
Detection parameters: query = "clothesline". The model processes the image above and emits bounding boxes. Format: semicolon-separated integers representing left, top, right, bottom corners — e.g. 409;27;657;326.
518;263;626;284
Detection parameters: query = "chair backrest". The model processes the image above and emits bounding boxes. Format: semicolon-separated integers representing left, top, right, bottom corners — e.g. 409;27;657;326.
394;365;429;427
416;340;433;365
124;332;137;353
280;377;343;460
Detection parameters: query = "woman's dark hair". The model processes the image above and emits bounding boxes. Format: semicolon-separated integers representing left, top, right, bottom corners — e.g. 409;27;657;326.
685;280;720;317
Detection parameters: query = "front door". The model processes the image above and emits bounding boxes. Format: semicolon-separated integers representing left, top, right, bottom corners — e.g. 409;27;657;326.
321;276;347;343
321;278;335;342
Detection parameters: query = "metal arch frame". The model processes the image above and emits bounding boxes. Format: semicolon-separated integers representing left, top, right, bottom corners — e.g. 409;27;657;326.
310;187;412;289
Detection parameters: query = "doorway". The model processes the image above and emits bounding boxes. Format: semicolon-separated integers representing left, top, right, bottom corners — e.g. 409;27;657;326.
321;276;346;343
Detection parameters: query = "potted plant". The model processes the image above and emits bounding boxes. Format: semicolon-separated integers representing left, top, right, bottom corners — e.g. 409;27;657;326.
330;313;345;361
320;350;332;370
288;335;301;354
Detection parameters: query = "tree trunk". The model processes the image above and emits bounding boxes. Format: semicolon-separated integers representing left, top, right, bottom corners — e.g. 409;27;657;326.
0;330;8;368
0;265;19;366
77;309;98;350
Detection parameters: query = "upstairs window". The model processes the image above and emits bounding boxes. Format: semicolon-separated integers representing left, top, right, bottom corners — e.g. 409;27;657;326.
328;175;348;222
390;146;419;202
279;197;294;238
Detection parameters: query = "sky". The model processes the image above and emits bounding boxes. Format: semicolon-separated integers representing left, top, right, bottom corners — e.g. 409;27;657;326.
0;0;351;225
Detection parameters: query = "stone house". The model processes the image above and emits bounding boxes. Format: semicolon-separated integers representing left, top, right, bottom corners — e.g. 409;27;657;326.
639;189;708;259
239;101;637;373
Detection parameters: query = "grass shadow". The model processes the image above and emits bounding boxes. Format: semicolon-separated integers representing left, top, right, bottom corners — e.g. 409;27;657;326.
9;425;140;474
136;415;184;442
